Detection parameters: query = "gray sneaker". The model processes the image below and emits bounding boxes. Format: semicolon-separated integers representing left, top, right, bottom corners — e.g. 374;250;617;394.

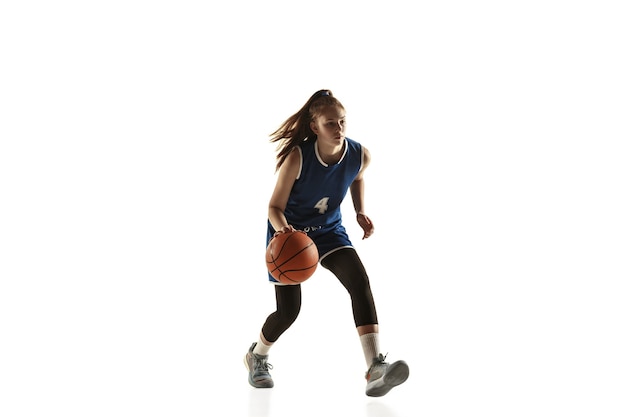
244;342;274;388
365;353;409;397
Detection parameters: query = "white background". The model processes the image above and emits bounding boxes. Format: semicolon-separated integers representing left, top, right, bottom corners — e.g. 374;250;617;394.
1;1;625;416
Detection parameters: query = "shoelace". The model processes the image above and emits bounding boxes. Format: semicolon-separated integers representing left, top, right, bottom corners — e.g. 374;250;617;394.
254;356;273;372
366;353;389;379
370;353;388;368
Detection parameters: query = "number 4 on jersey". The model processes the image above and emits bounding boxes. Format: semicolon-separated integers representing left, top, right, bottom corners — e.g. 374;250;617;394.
314;197;330;214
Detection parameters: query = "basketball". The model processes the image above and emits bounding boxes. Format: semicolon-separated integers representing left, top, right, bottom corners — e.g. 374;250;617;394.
266;230;319;284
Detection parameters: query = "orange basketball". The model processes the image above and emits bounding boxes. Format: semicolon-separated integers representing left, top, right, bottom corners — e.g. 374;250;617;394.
266;231;319;284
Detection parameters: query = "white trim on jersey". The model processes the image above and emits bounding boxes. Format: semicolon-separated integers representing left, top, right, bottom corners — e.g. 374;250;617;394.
314;140;349;168
295;146;303;180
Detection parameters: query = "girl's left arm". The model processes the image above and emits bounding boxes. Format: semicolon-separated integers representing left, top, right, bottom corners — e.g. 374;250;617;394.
350;147;374;239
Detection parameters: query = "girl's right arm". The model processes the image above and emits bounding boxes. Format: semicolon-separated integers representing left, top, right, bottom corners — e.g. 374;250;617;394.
268;148;300;234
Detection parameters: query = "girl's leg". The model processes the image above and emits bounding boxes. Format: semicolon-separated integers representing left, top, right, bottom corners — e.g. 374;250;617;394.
321;248;380;366
246;284;302;388
252;283;302;356
321;247;409;396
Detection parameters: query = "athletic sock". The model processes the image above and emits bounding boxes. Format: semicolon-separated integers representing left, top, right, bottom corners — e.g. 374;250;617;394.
360;332;380;368
252;337;272;356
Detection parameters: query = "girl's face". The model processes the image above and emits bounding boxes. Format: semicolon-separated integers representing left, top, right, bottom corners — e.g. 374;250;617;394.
310;106;347;147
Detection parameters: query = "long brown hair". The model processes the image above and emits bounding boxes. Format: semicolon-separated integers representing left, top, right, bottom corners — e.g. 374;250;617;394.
269;89;345;171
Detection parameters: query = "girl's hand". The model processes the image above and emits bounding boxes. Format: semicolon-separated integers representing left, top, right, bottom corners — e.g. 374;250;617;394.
273;225;296;237
357;213;374;239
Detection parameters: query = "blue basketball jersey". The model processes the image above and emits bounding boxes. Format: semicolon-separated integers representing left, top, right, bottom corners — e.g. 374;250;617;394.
266;137;364;282
285;137;363;230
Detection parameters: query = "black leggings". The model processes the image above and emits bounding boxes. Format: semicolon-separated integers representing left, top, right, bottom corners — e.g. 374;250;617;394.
261;247;378;343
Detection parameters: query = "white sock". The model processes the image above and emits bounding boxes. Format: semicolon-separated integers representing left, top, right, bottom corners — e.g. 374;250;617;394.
252;337;272;356
360;332;380;368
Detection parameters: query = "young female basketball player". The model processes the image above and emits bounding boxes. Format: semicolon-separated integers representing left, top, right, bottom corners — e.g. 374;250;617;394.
244;89;409;397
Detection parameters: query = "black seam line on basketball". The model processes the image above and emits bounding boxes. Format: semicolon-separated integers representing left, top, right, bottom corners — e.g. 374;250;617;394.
271;266;317;275
271;243;315;270
271;233;296;260
272;233;310;260
277;267;315;283
268;263;317;274
277;270;298;283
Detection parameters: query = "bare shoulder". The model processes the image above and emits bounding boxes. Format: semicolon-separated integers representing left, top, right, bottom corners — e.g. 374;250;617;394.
278;146;302;180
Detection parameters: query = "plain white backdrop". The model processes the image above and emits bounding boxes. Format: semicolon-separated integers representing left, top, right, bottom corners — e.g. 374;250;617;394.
1;1;625;416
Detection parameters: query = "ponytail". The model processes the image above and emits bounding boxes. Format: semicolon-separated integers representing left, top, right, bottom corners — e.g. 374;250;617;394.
269;89;344;171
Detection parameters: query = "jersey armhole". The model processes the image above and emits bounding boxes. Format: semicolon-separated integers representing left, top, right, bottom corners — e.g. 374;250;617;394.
359;146;364;173
295;146;303;179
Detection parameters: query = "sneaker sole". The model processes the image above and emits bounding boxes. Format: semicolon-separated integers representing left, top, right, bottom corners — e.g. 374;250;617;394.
366;360;409;397
244;353;274;388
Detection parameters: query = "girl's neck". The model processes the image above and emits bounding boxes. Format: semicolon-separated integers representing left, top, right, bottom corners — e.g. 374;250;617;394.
317;141;344;165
